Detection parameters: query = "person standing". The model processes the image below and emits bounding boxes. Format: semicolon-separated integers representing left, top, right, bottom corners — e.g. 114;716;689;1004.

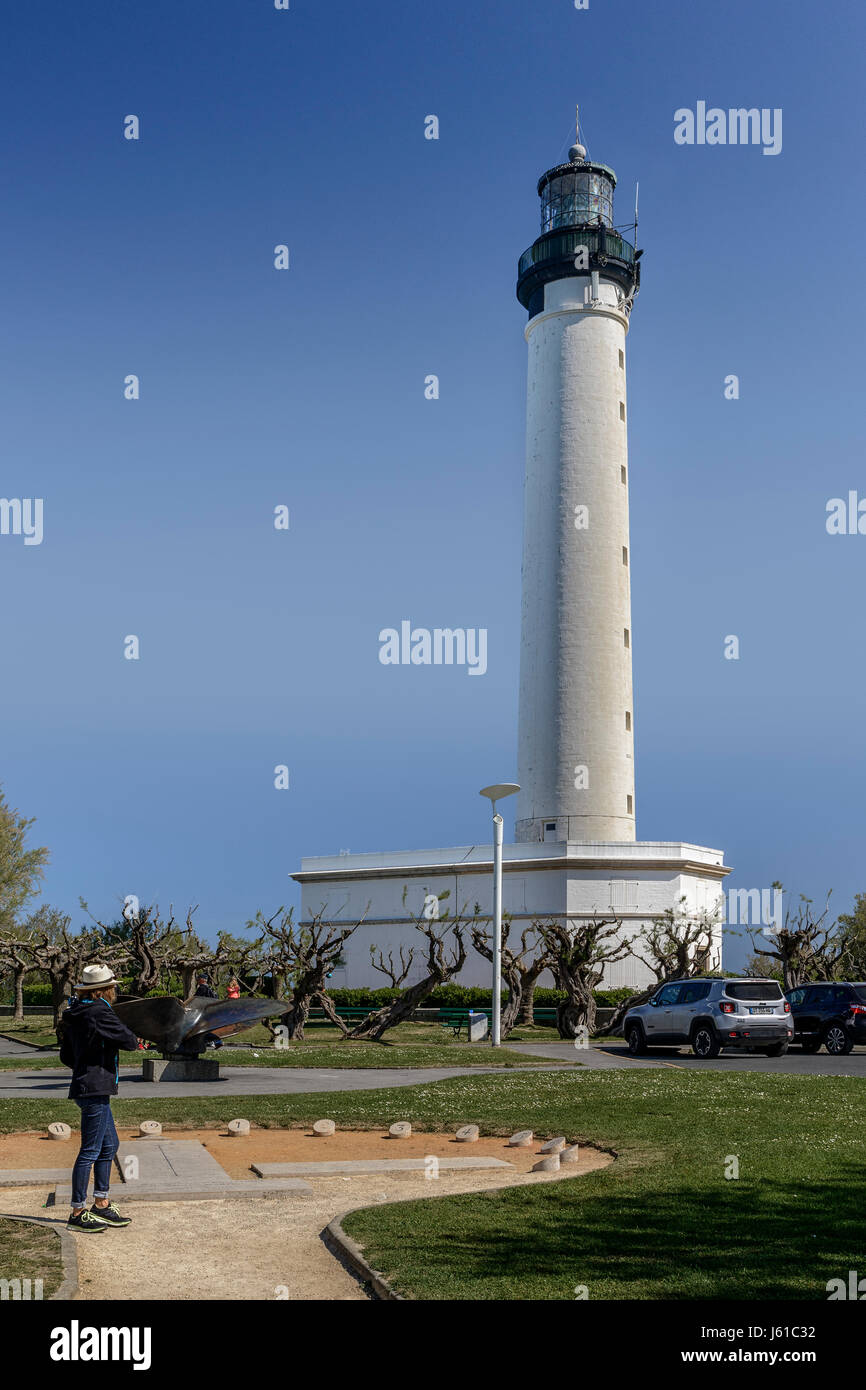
59;964;139;1232
227;977;240;1000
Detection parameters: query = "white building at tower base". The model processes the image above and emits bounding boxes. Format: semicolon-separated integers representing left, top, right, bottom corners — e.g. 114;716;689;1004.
292;840;730;991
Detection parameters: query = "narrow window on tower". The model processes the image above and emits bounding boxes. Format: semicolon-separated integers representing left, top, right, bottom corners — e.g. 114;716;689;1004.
624;628;630;648
625;711;631;731
627;795;633;814
619;402;625;420
621;466;627;484
618;349;624;368
622;546;628;566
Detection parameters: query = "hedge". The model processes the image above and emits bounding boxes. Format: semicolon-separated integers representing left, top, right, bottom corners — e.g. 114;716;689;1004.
5;981;637;1010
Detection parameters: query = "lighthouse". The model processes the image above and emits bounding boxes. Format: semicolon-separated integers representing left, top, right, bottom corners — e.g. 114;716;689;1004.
515;128;641;845
293;115;730;989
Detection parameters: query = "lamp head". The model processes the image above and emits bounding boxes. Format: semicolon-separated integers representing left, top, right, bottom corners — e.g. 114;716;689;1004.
479;783;520;804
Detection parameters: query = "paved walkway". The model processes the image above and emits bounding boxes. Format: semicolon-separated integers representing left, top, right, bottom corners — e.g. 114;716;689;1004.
0;1036;50;1058
3;1045;863;1098
0;1063;570;1100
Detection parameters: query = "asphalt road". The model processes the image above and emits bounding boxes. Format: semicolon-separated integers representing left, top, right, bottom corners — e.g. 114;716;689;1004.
510;1041;866;1077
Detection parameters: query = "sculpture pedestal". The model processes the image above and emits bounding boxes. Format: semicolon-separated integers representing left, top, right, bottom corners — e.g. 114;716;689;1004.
142;1054;221;1082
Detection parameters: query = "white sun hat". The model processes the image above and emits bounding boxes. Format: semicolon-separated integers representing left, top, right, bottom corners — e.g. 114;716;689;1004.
74;964;119;991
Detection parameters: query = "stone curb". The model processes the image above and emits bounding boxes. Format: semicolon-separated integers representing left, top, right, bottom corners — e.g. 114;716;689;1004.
322;1210;405;1302
0;1212;79;1300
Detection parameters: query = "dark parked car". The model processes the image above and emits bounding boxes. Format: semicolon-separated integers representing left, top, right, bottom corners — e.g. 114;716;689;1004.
785;982;866;1055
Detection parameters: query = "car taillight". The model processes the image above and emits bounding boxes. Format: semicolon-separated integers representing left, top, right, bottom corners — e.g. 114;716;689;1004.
848;1005;866;1017
720;1001;735;1014
783;1002;790;1013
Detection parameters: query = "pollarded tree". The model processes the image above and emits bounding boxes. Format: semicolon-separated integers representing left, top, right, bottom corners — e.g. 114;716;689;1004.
0;932;34;1020
470;919;554;1037
158;908;244;1000
82;899;177;997
20;907;127;1028
343;893;468;1041
250;906;363;1040
749;889;843;991
536;914;633;1038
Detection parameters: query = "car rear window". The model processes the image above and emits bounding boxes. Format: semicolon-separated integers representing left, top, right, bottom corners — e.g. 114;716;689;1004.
725;982;783;1001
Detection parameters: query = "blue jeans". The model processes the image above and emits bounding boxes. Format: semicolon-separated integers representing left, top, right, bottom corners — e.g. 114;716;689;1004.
71;1097;119;1207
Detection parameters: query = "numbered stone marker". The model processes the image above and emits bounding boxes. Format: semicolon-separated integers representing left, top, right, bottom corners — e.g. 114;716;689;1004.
139;1120;162;1137
560;1143;581;1165
47;1122;71;1142
532;1153;561;1172
227;1118;250;1137
389;1121;412;1139
508;1129;533;1147
455;1125;479;1143
540;1136;566;1154
313;1119;336;1137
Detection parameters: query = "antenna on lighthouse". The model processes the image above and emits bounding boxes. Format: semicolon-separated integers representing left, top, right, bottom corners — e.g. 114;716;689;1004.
634;181;639;236
569;102;587;163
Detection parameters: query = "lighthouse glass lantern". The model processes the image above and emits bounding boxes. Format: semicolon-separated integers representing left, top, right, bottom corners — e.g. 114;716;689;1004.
539;162;615;232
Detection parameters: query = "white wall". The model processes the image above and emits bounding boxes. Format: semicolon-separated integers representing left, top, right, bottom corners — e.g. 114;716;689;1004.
516;276;635;844
295;841;727;991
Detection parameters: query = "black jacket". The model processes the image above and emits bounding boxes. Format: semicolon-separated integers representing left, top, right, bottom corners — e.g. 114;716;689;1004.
59;998;139;1099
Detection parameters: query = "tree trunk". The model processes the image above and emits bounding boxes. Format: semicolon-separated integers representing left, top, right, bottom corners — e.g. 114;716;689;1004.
12;967;26;1021
314;991;350;1036
347;975;444;1041
516;964;547;1025
556;987;596;1040
501;984;522;1038
281;994;311;1041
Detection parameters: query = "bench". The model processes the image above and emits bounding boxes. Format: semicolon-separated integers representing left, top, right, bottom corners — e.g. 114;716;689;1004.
437;1009;491;1039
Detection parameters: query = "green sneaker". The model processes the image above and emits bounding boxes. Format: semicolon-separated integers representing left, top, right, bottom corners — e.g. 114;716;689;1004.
67;1209;107;1233
89;1201;132;1228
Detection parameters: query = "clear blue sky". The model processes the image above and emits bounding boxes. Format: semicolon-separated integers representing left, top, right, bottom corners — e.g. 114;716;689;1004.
1;0;863;967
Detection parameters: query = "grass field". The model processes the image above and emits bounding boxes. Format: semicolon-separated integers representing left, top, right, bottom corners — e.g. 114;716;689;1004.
0;1218;64;1299
0;1017;565;1071
0;1016;60;1049
0;1067;863;1299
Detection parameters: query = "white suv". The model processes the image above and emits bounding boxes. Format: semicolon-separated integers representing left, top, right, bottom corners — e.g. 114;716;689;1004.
623;978;793;1058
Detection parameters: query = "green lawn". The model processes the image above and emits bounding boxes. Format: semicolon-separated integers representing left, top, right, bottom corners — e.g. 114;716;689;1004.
0;1218;64;1299
0;1017;565;1071
340;1069;866;1300
0;1067;862;1299
0;1016;59;1049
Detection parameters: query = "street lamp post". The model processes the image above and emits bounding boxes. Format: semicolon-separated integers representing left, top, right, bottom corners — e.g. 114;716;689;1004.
479;783;520;1047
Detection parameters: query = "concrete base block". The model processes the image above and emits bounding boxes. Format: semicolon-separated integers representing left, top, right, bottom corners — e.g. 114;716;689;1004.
142;1055;221;1082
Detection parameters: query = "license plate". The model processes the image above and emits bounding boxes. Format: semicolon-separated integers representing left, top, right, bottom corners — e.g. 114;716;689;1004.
748;1007;773;1015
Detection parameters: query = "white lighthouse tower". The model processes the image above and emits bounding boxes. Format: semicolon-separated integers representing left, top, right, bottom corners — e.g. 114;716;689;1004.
515;126;641;845
293;117;731;989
